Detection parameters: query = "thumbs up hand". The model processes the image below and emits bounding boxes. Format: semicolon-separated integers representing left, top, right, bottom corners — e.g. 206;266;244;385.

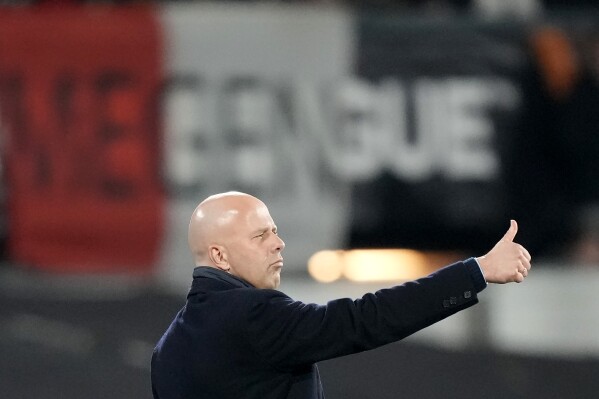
477;220;532;284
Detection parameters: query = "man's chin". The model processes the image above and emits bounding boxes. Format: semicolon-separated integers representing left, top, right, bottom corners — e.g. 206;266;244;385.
271;274;281;289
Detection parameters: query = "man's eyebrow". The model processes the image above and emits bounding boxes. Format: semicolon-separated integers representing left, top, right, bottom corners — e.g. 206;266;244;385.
251;227;269;236
251;225;277;236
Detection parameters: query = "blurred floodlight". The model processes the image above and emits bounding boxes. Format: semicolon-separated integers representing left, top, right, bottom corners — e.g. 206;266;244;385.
343;249;428;282
307;250;344;283
308;249;458;283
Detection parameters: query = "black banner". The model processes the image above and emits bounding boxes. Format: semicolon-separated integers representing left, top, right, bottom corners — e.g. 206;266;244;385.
350;15;599;258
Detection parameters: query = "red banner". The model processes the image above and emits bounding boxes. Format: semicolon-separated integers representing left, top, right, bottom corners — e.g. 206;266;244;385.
0;7;164;273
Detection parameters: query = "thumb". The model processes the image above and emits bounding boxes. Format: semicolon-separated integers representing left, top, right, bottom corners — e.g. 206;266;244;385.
502;220;518;242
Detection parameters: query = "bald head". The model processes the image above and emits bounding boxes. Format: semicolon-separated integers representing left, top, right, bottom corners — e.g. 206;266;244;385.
187;191;285;288
189;191;261;265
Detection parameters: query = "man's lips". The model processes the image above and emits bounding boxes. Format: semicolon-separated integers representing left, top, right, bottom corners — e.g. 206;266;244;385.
270;259;284;268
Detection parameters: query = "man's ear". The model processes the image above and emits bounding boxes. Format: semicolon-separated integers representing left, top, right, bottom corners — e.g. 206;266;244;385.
208;245;230;271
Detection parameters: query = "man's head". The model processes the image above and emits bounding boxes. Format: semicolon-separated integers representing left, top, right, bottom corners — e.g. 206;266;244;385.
188;191;285;289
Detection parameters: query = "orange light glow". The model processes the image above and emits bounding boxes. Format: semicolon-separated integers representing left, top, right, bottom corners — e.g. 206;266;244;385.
307;249;463;283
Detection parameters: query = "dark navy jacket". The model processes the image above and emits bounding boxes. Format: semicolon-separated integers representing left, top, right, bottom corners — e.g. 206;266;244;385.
152;258;486;399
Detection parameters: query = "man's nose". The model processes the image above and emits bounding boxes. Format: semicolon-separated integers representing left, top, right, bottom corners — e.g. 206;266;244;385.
274;235;285;252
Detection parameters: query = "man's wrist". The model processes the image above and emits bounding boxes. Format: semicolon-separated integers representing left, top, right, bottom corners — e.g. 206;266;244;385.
465;257;488;293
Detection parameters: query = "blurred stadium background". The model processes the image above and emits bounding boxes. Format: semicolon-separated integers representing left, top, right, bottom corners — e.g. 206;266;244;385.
1;0;599;398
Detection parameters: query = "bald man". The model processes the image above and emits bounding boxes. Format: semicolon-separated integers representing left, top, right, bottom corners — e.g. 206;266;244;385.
152;192;531;399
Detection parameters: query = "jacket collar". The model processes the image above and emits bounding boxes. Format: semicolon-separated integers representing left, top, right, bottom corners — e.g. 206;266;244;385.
192;266;254;289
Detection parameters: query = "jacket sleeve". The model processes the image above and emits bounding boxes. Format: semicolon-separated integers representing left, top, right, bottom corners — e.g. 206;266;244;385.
244;258;485;369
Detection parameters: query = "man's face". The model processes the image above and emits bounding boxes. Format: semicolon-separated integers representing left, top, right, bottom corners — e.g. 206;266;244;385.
225;201;285;289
